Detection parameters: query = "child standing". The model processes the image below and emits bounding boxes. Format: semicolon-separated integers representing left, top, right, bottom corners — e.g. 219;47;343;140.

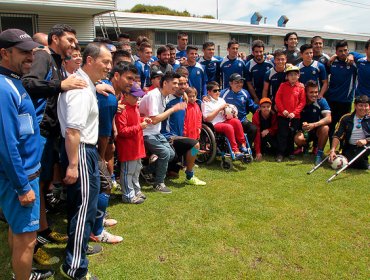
275;65;306;162
184;87;202;140
115;83;151;204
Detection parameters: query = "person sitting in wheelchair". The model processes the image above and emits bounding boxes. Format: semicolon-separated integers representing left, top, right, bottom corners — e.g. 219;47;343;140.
220;73;259;147
202;81;249;156
329;95;370;170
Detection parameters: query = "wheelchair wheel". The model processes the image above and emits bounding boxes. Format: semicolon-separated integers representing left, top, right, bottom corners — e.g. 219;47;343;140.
242;154;253;164
196;123;217;164
221;158;232;170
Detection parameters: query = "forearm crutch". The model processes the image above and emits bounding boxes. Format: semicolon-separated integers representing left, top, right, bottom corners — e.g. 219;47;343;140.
327;145;370;183
307;155;329;175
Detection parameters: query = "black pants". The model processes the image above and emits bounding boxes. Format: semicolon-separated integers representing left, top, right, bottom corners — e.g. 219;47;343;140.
327;101;352;145
261;134;278;155
277;117;300;156
168;137;198;173
342;145;369;170
242;120;257;146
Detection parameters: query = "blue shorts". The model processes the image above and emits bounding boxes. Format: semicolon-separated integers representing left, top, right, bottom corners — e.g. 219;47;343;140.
0;176;40;234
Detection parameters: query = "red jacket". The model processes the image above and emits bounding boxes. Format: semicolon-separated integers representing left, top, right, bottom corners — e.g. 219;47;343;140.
115;101;145;162
275;81;306;118
252;109;278;155
183;102;202;139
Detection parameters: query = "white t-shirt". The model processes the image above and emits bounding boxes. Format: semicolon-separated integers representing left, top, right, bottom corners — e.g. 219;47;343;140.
201;96;226;125
57;68;99;144
349;115;366;145
139;88;167;136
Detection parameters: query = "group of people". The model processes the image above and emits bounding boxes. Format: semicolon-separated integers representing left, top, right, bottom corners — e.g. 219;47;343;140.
0;25;369;280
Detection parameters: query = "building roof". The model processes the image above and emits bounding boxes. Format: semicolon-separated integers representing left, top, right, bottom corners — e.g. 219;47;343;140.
98;12;369;42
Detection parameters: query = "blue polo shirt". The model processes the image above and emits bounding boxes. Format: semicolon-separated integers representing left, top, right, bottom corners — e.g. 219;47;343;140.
187;62;207;99
245;59;274;99
175;48;187;60
264;67;286;102
298;60;327;88
300;98;331;124
325;58;357;103
220;88;259;122
97;80;118;137
355;57;370;97
161;94;185;139
220;57;247;89
134;59;151;88
198;56;221;83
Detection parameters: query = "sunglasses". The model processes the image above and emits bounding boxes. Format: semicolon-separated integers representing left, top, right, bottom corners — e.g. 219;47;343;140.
212;89;220;93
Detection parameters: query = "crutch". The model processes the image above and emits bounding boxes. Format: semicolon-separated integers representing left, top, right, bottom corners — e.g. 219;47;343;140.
307;155;329;174
327;145;370;183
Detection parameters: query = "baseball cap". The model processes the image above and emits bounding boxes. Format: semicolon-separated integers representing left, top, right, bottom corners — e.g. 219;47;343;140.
229;73;245;82
129;82;145;97
260;97;272;105
354;95;369;104
285;65;300;73
151;70;164;80
0;29;40;51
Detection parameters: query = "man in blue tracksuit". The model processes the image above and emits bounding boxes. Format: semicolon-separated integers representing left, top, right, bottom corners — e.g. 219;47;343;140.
186;45;207;99
221;73;259;146
245;40;274;103
0;29;51;280
324;40;357;144
220;39;247;89
198;41;222;84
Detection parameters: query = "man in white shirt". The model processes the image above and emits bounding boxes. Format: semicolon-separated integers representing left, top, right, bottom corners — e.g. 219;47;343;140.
58;42;112;280
139;72;186;193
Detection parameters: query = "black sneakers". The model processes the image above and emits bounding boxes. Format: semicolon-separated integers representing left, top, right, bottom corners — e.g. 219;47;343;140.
12;268;55;280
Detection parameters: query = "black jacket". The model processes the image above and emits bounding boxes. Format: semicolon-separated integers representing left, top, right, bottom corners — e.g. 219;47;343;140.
22;48;66;137
333;112;370;148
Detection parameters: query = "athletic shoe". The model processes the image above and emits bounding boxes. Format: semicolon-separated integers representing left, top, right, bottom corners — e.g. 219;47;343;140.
153;183;172;194
293;147;303;155
111;180;122;194
314;155;322;166
37;230;68;244
166;170;180;179
12;268;55;280
239;146;250;154
60;265;99;280
136;191;147;200
103;218;117;227
33;247;60;265
93;230;123;244
185;176;206;186
86;244;103;256
140;170;155;184
122;196;145;204
276;155;283;163
149;154;158;164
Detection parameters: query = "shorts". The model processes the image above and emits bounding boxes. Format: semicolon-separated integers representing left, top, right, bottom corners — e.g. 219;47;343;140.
40;136;59;182
171;137;198;158
0;176;40;234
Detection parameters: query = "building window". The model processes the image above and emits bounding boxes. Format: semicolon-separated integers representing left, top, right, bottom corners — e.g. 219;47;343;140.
324;39;337;48
356;41;366;51
230;34;250;45
155;31;206;48
251;35;269;45
0;13;38;35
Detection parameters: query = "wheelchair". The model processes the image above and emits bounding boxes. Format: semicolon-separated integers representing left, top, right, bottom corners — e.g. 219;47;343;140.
196;122;253;170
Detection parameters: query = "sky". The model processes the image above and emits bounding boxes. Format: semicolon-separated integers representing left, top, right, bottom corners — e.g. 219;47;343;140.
117;0;370;35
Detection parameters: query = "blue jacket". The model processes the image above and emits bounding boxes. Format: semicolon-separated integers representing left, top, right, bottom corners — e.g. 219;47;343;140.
161;95;185;139
0;66;42;195
187;63;207;99
220;88;259;122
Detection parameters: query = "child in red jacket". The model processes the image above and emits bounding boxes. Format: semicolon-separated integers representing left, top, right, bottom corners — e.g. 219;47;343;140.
184;87;202;140
275;65;306;162
115;83;152;204
252;97;278;161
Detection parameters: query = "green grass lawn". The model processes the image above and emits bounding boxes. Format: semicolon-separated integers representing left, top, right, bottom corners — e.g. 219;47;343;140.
0;155;369;279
